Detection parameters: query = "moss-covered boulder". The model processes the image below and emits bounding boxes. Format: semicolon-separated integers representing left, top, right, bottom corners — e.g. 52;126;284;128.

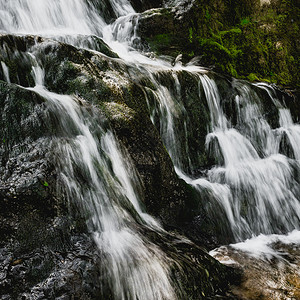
137;0;300;89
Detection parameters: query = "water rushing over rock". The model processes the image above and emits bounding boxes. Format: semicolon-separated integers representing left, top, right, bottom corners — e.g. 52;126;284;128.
134;55;297;233
139;66;300;241
29;58;176;299
0;0;299;299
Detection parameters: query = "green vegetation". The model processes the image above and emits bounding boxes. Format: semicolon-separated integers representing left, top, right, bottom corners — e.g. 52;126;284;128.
188;0;299;87
141;0;299;88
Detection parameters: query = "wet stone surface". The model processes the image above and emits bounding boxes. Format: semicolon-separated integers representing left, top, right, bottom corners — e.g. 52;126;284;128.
211;239;300;300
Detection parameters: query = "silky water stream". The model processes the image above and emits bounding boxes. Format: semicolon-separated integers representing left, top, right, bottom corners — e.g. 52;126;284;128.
29;62;175;300
0;0;300;299
140;67;300;297
142;68;300;297
7;47;176;299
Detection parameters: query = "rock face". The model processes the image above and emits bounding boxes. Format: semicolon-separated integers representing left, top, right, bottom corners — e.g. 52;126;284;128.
0;35;236;299
129;0;164;12
0;0;299;298
137;0;300;89
88;0;118;22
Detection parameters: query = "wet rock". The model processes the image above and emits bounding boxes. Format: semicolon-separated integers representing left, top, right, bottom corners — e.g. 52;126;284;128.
276;87;300;123
0;34;237;299
87;0;117;23
0;35;44;87
137;0;299;89
0;235;103;299
12;35;191;225
102;89;188;224
137;8;183;58
211;239;300;299
129;0;164;13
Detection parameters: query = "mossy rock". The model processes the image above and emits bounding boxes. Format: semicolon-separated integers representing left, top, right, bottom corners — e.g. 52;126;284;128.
137;0;300;89
0;35;40;87
0;81;47;147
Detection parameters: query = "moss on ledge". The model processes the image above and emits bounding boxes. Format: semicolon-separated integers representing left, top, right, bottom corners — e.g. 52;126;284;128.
138;0;300;89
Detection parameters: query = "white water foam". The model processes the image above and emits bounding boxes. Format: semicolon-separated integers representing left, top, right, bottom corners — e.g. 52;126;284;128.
230;230;300;260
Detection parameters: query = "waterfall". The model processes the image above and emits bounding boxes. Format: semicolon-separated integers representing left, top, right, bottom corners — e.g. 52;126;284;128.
148;70;300;240
0;61;10;83
0;0;106;36
0;0;300;298
28;54;175;299
278;109;300;160
101;0;300;241
0;1;178;298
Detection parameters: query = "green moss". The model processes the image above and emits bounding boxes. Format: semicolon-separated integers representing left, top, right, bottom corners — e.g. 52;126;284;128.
147;33;172;52
247;73;259;81
189;27;193;43
140;0;300;88
227;63;238;77
219;28;242;37
154;33;171;44
205;8;211;21
240;18;250;26
198;39;231;58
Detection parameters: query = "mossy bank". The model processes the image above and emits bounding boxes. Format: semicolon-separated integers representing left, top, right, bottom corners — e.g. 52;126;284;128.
138;0;299;89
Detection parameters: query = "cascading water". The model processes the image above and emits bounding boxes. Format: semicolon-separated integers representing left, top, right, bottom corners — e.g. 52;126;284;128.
278;108;300;160
147;70;300;240
0;0;300;298
0;1;178;299
0;0;106;36
27;53;176;299
0;61;10;83
129;55;299;240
